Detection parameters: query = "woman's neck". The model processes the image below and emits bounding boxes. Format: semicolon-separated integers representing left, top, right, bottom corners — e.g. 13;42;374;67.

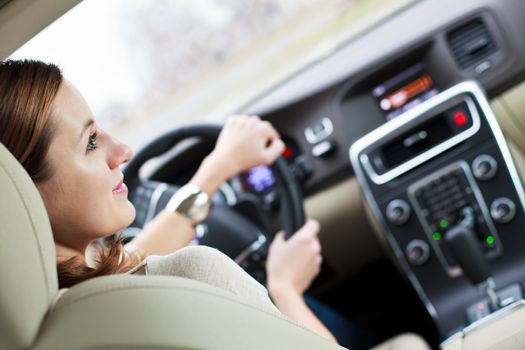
55;242;84;262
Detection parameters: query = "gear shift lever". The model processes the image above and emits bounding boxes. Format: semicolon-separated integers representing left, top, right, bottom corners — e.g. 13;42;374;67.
445;207;500;311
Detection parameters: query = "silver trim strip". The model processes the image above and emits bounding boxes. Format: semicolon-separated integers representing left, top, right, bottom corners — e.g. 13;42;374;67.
349;80;525;339
234;234;267;264
359;94;480;185
145;183;169;224
476;83;525;218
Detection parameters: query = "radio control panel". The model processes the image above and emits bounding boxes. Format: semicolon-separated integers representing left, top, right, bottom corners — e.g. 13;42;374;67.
350;81;525;339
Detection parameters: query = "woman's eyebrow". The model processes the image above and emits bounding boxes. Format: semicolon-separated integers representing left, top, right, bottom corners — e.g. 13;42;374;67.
80;119;95;139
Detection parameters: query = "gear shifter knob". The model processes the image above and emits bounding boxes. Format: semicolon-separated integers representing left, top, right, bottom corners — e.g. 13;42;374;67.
445;209;501;311
445;206;492;286
445;224;491;285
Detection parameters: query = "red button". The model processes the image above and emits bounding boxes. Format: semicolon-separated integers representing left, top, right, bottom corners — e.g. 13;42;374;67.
283;147;293;159
454;111;468;126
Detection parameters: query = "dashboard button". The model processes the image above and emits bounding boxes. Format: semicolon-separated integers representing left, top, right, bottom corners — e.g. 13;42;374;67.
386;199;411;225
312;140;336;158
406;240;430;265
490;197;516;223
472;154;497;181
304;117;333;144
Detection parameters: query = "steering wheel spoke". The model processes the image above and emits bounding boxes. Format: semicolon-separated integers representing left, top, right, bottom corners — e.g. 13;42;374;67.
235;235;268;284
129;180;179;228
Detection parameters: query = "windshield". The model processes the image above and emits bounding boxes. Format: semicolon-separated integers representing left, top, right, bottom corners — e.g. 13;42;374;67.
11;0;417;150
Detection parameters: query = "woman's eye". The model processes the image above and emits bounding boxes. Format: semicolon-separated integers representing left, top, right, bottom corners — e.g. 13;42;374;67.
87;131;98;152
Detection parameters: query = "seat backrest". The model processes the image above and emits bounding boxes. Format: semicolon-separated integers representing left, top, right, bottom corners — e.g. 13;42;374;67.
0;142;341;350
0;143;58;349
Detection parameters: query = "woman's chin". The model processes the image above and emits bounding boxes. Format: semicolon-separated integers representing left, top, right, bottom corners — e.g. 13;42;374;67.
118;200;136;229
126;201;137;223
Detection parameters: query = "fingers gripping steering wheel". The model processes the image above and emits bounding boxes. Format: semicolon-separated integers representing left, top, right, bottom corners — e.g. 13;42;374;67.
122;124;305;282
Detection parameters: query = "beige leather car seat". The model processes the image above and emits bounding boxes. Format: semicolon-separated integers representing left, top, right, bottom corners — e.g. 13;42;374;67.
0;142;429;349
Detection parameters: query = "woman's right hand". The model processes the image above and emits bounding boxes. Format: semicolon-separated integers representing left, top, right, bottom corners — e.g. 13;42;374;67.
210;115;285;179
266;219;322;297
189;115;284;199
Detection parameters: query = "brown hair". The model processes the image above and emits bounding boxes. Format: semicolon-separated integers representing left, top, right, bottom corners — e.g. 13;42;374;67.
0;59;141;288
57;236;142;288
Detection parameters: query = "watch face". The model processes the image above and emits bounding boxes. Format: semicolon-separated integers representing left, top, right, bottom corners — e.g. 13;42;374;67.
166;184;211;224
186;191;211;224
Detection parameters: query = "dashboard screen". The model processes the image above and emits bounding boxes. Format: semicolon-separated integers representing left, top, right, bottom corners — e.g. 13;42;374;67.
244;165;275;193
372;63;439;121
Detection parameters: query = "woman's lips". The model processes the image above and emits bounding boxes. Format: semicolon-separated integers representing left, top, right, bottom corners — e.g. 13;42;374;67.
112;181;128;195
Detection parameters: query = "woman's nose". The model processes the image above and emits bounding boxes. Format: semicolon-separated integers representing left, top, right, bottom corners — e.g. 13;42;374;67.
107;136;133;169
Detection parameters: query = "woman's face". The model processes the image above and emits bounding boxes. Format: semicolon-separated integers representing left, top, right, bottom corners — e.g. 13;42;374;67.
38;80;135;252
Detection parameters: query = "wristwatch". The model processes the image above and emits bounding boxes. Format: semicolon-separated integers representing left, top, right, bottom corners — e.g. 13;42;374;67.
165;184;211;225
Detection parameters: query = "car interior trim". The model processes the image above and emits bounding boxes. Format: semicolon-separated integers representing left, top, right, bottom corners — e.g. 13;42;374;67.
476;84;525;212
440;299;525;348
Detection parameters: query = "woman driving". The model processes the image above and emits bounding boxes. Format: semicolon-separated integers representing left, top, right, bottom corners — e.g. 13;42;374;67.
0;59;342;344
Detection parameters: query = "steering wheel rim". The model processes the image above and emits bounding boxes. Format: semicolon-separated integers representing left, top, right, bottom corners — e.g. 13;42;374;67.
124;123;305;237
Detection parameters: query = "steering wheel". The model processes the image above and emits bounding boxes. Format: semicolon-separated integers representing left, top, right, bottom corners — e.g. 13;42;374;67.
122;124;305;282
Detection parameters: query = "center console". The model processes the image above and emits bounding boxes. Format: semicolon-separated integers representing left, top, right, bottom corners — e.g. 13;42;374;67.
350;81;525;340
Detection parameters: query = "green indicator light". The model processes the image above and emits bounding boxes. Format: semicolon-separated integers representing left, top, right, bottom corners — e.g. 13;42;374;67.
433;232;441;241
439;219;449;229
486;235;495;245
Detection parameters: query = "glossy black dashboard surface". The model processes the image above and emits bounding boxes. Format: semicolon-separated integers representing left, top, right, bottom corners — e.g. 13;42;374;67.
240;0;525;195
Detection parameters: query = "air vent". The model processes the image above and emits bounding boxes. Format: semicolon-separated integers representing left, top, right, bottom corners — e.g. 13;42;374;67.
447;19;497;69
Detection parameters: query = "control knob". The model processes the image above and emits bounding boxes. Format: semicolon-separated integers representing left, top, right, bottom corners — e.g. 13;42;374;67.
386;199;411;225
406;240;430;265
490;197;516;223
472;155;498;181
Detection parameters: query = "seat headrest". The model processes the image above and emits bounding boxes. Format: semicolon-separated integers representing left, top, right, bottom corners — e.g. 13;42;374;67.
0;143;58;348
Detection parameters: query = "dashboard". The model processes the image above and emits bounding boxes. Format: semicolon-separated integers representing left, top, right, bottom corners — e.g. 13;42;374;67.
241;0;525;196
234;0;525;345
139;0;525;346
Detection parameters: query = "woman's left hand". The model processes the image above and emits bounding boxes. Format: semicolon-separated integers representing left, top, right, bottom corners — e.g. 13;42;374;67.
266;220;323;297
265;220;338;344
209;115;285;179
